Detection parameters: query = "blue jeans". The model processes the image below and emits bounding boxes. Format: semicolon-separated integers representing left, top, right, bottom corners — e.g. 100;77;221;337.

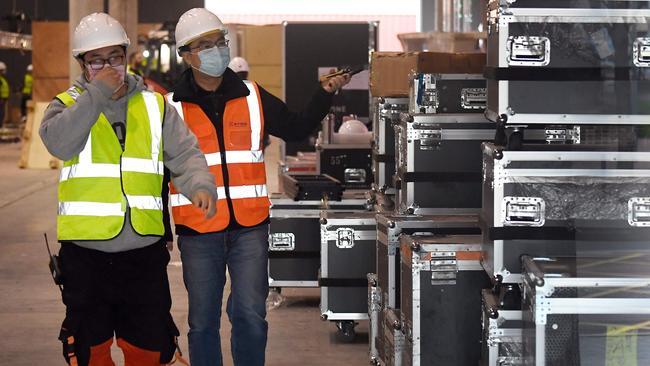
178;224;269;366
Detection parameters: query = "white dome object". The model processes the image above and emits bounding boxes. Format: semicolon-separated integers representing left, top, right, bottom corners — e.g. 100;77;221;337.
26;64;33;72
229;57;249;73
332;119;372;144
338;119;369;134
72;13;130;57
0;62;6;71
175;8;228;49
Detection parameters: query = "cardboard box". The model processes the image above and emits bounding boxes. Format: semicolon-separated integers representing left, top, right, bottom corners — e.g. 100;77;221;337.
398;32;486;53
369;52;486;97
240;24;283;65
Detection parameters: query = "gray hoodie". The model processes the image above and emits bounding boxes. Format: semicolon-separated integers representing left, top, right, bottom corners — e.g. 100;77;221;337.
40;73;215;253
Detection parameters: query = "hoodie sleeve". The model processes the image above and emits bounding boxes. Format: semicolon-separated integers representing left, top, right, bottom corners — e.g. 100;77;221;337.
39;80;115;161
261;84;334;142
161;101;216;200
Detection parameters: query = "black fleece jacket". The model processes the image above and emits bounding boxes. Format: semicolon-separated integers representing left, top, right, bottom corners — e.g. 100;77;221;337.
167;67;334;235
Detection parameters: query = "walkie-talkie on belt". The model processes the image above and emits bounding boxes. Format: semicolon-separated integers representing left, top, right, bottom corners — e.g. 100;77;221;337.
44;233;63;287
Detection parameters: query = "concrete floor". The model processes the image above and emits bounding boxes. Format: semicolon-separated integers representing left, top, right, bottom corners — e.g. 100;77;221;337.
0;142;369;365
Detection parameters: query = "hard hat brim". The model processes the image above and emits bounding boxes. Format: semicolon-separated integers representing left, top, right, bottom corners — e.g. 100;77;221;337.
177;29;228;49
72;39;131;57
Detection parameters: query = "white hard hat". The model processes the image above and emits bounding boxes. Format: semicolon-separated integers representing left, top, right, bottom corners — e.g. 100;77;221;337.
338;119;369;134
175;8;228;49
229;57;249;73
27;64;33;72
72;12;130;57
0;62;6;71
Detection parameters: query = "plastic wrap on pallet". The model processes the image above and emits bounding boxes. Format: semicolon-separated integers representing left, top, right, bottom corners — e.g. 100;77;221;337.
509;181;650;221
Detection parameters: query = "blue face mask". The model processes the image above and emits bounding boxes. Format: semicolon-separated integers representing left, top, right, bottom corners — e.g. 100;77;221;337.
195;46;230;77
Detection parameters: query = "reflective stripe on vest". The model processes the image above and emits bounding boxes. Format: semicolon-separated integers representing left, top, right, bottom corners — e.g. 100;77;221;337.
56;86;165;240
166;81;270;232
169;184;267;206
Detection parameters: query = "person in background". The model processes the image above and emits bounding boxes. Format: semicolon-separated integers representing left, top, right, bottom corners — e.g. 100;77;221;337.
21;64;33;121
128;51;144;76
39;12;216;365
167;8;350;366
0;62;9;128
228;56;249;80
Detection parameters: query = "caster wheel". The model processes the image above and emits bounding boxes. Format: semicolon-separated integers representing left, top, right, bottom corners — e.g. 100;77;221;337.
271;287;282;295
336;321;357;343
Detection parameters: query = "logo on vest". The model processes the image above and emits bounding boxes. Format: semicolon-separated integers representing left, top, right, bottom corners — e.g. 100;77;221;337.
230;121;248;128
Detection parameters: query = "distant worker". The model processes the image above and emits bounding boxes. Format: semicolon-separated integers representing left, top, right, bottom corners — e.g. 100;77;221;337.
39;12;216;366
168;8;351;366
21;64;33;121
228;56;249;80
0;62;8;128
128;51;144;76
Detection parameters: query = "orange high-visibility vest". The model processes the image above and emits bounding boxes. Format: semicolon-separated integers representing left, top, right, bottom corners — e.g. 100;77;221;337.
166;81;270;233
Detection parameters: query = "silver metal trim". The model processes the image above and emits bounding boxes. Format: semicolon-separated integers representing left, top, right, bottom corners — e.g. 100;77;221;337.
503;8;650;19
501;169;650;178
407;113;491;124
501;150;650;163
268;280;318;287
321;311;369;321
535;298;650;325
493;109;650;125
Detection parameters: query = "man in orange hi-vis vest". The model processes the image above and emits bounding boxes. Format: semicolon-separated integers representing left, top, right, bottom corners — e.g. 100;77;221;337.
167;8;350;366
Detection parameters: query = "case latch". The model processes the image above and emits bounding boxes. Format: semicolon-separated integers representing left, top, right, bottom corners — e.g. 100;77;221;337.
430;251;458;285
628;197;650;227
502;197;546;227
336;228;355;249
633;38;650;67
507;36;550;66
461;88;487;110
408;123;442;151
269;233;295;251
344;168;366;184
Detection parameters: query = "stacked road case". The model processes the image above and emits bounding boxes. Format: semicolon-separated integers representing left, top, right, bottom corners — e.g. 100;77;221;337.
367;51;503;366
372;214;480;365
319;210;377;340
399;234;491;366
269;192;368;290
395;66;493;215
479;1;650;365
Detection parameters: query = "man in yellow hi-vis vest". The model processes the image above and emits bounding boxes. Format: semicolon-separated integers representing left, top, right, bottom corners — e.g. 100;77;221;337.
21;64;32;120
39;13;216;366
0;62;9;128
